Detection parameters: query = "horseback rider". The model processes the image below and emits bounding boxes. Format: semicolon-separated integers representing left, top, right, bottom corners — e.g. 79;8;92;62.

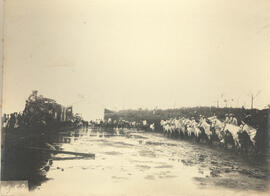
224;113;230;124
231;114;238;126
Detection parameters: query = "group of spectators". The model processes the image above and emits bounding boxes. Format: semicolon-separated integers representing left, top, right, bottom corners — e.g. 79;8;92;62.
2;113;23;129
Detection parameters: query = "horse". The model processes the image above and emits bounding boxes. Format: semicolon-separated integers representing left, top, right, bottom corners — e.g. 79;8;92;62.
237;123;257;153
197;120;212;144
223;124;241;151
207;116;226;146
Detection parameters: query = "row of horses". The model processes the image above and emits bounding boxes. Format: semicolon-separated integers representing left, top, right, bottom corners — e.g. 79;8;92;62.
91;116;258;153
160;116;257;153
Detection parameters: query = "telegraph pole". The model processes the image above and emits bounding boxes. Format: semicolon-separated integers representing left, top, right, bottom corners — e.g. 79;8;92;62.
224;99;228;108
249;90;261;109
251;94;254;109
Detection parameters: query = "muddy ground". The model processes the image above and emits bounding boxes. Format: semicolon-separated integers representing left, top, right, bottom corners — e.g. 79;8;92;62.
6;127;270;196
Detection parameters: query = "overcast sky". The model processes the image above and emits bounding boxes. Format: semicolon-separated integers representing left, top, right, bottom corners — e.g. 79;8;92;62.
3;0;270;120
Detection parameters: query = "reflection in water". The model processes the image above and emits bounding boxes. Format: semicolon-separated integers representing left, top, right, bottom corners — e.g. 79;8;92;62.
52;156;89;161
2;135;53;190
3;128;270;195
54;136;71;144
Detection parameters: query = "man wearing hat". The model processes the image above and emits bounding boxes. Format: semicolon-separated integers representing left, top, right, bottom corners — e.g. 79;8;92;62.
240;121;246;131
228;113;234;124
199;115;203;122
191;117;196;127
231;114;238;126
197;115;203;127
224;113;230;124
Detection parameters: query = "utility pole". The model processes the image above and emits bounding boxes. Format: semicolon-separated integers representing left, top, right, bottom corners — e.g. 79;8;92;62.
220;93;225;108
224;99;228;108
251;94;254;109
249;90;261;109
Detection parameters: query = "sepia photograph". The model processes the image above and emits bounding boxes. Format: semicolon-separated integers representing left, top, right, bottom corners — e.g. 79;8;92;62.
1;0;270;195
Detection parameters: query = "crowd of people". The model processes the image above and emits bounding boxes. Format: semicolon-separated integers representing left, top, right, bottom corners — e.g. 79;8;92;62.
2;112;23;129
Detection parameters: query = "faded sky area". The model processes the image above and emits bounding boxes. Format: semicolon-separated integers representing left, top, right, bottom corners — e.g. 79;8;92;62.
3;0;270;120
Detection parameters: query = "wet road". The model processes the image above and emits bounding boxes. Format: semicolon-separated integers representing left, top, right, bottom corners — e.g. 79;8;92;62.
32;128;269;196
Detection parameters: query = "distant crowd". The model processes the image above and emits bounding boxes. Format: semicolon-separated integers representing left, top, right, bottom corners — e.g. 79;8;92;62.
2;113;23;129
